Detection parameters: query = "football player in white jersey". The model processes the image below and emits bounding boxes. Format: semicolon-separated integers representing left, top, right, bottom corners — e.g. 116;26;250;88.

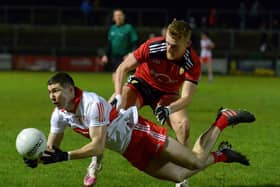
200;31;215;82
23;72;255;186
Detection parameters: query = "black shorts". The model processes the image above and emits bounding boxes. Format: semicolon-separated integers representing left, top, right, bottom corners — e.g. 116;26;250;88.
127;76;179;109
103;55;123;72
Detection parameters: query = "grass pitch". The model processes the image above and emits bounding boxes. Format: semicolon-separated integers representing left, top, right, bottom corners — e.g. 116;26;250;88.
1;71;280;187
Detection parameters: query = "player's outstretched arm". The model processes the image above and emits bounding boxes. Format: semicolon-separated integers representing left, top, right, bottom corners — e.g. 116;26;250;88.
41;126;107;164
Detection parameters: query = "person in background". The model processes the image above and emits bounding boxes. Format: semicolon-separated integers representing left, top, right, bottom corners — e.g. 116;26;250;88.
200;31;215;82
208;8;217;28
101;9;138;89
80;0;94;25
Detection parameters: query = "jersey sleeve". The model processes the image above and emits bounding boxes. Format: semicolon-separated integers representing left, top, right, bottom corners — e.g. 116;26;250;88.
185;48;202;84
86;100;111;127
133;39;150;63
50;108;67;133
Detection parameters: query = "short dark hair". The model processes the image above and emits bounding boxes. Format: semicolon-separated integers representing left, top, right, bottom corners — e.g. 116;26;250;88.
47;72;75;87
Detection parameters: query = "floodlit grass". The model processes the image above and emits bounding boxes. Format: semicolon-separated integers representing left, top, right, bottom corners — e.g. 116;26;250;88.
1;71;280;187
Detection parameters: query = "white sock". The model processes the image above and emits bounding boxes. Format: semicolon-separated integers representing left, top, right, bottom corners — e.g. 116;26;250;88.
175;179;188;187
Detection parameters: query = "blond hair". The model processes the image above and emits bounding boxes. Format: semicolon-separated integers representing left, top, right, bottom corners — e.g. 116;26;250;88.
167;19;192;41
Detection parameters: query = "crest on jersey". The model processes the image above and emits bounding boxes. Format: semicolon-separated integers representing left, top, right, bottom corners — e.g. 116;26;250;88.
179;67;185;75
131;80;138;84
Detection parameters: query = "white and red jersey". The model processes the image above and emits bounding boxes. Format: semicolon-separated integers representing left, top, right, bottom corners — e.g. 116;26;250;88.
133;36;201;93
200;38;214;59
50;87;167;170
50;88;138;153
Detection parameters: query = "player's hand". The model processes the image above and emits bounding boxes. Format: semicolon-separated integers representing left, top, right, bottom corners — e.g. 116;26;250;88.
101;55;108;64
154;106;171;125
23;157;38;168
110;94;122;109
41;147;68;164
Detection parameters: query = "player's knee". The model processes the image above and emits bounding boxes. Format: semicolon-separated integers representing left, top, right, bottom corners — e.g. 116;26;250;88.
191;159;204;170
176;174;188;183
121;86;139;109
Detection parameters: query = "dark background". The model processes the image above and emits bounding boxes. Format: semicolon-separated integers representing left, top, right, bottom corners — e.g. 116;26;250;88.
0;0;278;10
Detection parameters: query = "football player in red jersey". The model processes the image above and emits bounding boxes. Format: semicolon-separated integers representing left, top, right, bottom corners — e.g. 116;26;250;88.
110;20;201;186
111;19;200;146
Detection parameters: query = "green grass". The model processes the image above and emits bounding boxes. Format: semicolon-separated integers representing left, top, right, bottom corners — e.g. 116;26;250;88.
1;71;280;187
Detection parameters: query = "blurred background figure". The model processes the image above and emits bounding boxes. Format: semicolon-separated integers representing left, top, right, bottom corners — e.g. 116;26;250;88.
259;32;271;53
208;8;217;28
238;1;247;30
200;31;215;82
80;0;94;25
80;0;92;16
101;9;138;85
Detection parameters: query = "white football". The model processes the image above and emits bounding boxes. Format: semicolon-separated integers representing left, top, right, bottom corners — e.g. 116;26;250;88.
16;128;47;160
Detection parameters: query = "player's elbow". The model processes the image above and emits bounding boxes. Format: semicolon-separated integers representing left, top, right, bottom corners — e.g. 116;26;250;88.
118;61;132;74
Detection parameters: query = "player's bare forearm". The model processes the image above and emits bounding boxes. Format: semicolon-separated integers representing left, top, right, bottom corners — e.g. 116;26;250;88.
169;95;193;113
169;82;196;113
115;53;138;94
68;125;107;160
47;132;64;150
69;140;105;160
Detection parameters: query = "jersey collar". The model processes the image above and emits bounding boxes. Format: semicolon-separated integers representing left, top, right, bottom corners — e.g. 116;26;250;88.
72;87;82;113
61;87;82;113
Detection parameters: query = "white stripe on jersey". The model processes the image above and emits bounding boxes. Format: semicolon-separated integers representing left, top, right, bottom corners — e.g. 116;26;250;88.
134;123;166;142
149;42;166;53
183;49;194;70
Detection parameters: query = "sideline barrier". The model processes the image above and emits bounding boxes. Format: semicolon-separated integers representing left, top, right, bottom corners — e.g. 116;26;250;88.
13;55;56;71
0;54;12;70
12;55;104;72
229;58;277;76
57;56;104;72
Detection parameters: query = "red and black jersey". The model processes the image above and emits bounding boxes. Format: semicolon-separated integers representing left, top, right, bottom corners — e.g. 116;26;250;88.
133;36;201;93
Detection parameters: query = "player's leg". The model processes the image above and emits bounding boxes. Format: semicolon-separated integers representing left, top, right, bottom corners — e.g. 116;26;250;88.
157;94;190;186
111;56;123;83
168;108;190;146
121;84;142;109
157;94;190;146
159;107;255;170
206;60;213;82
192;107;255;161
108;81;141;108
144;139;249;182
143;157;209;183
128;108;254;183
83;155;103;187
143;137;215;182
170;112;191;187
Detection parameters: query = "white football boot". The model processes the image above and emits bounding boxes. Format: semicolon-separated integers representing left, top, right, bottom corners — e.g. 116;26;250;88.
83;156;102;187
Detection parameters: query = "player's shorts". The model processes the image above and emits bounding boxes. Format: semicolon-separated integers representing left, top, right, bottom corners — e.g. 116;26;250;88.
200;56;212;64
127;76;179;109
122;116;167;170
104;55;123;72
